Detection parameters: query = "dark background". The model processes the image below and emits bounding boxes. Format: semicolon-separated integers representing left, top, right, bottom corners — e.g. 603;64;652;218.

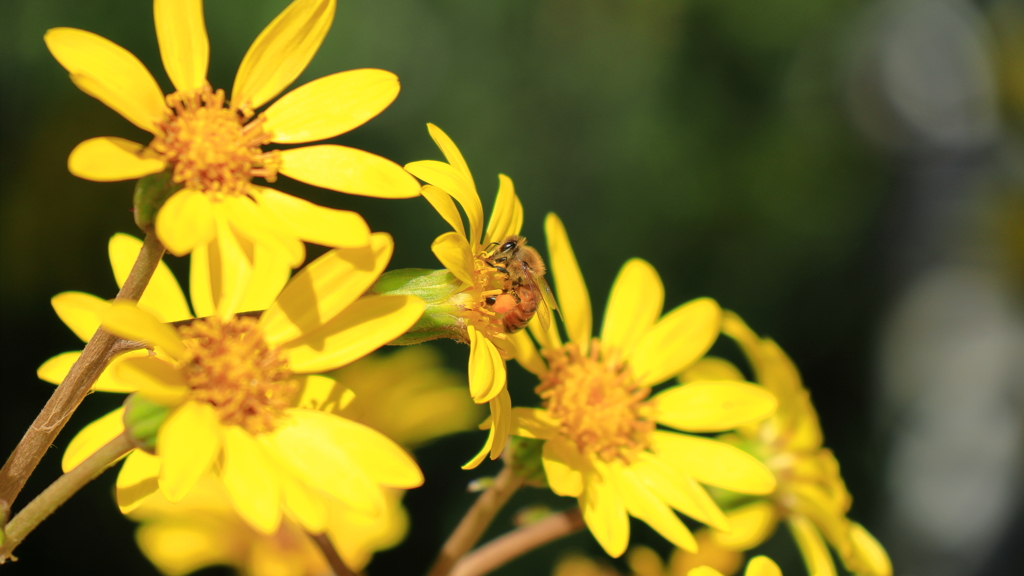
2;1;1022;575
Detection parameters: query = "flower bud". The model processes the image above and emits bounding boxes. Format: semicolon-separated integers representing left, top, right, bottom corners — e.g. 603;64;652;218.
368;268;468;345
122;393;172;453
133;170;182;233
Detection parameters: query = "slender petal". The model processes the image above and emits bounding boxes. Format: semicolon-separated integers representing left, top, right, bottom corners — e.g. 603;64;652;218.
279;145;420;198
602;259;663;361
114;357;190;404
542;438;586;497
189;240;215;319
431;232;476;287
581;464;629;558
510;330;546;376
746;556;783;576
847;522;892;576
103;301;186;360
467;326;506;403
135;520;235;576
545;213;591;352
156;189;215;257
38;351;147;392
68;137;165;182
62;408;125;472
653;431;776;495
405;159;483;244
426;123;473;181
279;470;328;533
653;381;777;432
265;69;399;143
261;234;392;345
231;0;336;110
482;174;523;247
109;233;192;322
44;28;168;133
713;501;779;550
253;187;371;248
421;185;466;239
631;297;722;387
157;401;222;501
221;426;283;534
210;208;253;318
52;291;110;342
614;464;697;552
236;241;292;315
283;295;425;373
509;408;559;440
788;515;838;576
632;455;730;531
223;195;304;268
116;450;161;513
488;388;512;460
153;0;209;93
680;357;746;383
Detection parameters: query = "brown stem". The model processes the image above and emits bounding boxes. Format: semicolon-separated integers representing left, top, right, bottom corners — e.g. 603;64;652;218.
0;232;164;508
426;466;525;576
450;508;584;576
310;532;357;576
0;432;134;562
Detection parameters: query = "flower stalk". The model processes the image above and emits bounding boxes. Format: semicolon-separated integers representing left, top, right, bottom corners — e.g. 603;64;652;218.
0;232;165;507
0;432;134;562
310;532;358;576
450;508;584;576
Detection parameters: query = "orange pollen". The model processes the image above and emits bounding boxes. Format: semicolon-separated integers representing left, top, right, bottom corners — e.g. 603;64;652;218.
536;339;654;463
457;257;509;342
150;84;280;196
177;315;296;434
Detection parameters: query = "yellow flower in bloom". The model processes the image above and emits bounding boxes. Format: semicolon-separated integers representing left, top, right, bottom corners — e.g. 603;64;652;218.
129;346;482;575
678;313;892;576
627;537;742;576
687;556;783;576
505;213;779;557
405;123;533;467
47;232;425;536
550;547;766;576
44;0;419;309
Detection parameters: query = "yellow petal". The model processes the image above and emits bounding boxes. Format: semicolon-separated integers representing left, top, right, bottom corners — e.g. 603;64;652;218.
712;501;778;550
426;123;473;181
154;0;209;93
221;426;283;534
653;431;776;495
67;137;165;182
545;213;591;352
528;305;562;352
689;568;725;576
223;195;304;268
788;515;838;576
846;522;892;576
265;68;399;143
653;381;777;432
155;189;215;257
509;407;559;440
135;520;233;576
235;241;292;315
581;464;629;558
488;388;512;460
283;295;425;373
279;144;421;198
510;330;546;376
482;174;523;247
114;357;190;404
189;240;215;319
253;187;371;248
279;470;328;533
265;410;384;515
261;234;393;345
745;556;782;576
44;27;167;133
37;352;78;385
157;401;222;501
542;438;587;497
421;185;466;239
39;351;149;392
103;301;186;360
615;464;697;552
231;0;336;110
632;455;730;531
601;259;663;361
62;408;125;472
631;297;722;387
680;357;746;383
116;449;161;513
52;291;110;342
431;231;476;287
405;159;483;244
462;428;495;470
211;209;254;317
109;233;192;322
468;326;506;403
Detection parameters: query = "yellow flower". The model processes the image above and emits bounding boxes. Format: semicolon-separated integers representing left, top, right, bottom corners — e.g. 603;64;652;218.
505;214;778;558
44;0;419;310
44;232;426;536
405;123;538;467
129;345;482;575
550;547;769;576
679;313;892;576
687;556;783;576
627;537;742;576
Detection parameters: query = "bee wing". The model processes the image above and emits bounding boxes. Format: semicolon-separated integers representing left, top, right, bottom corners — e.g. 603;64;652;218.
533;274;560;333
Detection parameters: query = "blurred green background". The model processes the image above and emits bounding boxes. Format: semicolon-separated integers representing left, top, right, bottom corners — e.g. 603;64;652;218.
2;1;1021;575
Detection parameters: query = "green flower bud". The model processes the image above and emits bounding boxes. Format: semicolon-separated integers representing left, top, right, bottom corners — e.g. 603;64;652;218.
122;393;173;454
368;268;468;345
133;170;182;233
506;436;548;487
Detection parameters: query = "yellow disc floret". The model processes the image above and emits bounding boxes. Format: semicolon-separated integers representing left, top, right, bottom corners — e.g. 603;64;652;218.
150;85;280;196
178;315;296;434
452;257;508;345
537;340;654;463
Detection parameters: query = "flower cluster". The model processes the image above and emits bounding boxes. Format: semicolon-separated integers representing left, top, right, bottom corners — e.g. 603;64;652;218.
0;1;893;575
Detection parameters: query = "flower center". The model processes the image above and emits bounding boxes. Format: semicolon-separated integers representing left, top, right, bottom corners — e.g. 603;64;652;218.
453;256;511;348
536;340;654;463
178;315;296;434
150;84;280;197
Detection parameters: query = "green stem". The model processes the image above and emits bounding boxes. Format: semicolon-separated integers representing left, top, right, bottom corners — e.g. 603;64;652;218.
426;466;525;576
450;508;584;576
0;232;164;507
0;433;134;562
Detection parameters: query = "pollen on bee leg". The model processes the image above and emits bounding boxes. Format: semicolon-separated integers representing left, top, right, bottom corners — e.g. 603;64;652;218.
492;293;518;314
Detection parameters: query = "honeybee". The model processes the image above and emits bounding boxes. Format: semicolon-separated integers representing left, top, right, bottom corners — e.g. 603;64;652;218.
482;235;559;333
